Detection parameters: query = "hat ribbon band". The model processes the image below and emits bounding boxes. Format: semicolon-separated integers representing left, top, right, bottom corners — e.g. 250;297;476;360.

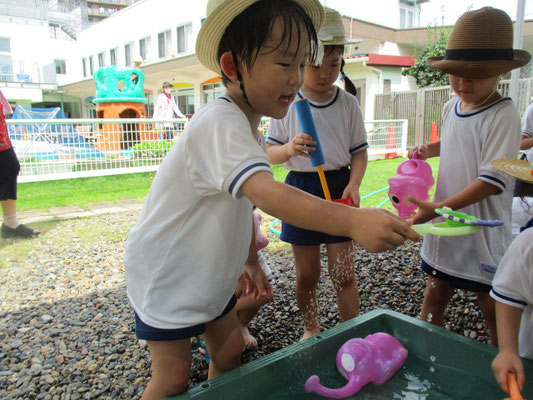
445;48;513;61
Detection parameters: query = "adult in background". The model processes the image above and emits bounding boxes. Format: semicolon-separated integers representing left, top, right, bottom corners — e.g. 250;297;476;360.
153;81;186;139
0;90;39;239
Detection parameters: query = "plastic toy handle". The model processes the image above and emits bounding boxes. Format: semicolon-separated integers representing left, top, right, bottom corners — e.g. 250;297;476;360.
503;372;523;400
294;98;325;167
411;223;482;236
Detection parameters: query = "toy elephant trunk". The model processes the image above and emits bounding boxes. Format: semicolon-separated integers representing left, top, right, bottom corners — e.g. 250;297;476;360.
304;339;376;398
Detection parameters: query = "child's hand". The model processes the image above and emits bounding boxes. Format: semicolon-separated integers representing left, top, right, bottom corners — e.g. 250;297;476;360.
407;196;439;225
408;145;430;160
243;264;273;301
491;350;525;394
351;208;420;252
341;183;361;207
287;134;316;158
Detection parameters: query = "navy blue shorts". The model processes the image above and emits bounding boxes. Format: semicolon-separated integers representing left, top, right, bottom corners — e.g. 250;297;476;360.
421;260;492;293
135;295;237;341
281;167;352;245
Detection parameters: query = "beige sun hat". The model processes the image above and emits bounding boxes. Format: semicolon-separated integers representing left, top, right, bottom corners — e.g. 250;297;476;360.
492;158;533;184
428;7;531;79
318;7;362;46
196;0;325;74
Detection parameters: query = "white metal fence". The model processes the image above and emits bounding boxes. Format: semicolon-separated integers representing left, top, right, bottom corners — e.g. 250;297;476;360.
8;117;407;182
8;118;187;183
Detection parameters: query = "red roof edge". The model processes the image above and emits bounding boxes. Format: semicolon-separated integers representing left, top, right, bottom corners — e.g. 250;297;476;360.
366;53;414;67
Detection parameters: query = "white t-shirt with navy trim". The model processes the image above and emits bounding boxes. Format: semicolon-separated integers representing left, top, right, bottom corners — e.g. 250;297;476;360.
521;103;533;139
266;86;368;172
490;228;533;359
125;97;272;329
421;97;520;285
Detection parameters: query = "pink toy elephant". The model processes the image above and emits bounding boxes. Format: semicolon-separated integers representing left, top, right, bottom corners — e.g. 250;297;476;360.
304;332;408;399
388;152;434;219
253;211;269;251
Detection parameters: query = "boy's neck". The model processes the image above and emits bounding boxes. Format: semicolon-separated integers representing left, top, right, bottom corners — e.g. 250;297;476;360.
224;91;262;132
300;85;335;103
459;91;501;112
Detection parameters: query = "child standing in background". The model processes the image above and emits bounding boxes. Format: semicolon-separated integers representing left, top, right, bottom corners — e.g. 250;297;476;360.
125;1;418;398
490;157;533;396
267;7;367;340
408;7;531;346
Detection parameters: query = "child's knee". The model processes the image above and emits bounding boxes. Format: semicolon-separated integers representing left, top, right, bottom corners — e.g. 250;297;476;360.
210;337;243;369
296;269;320;288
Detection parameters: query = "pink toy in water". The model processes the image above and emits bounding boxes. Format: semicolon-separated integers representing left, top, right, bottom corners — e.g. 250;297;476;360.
304;332;408;399
388;151;434;218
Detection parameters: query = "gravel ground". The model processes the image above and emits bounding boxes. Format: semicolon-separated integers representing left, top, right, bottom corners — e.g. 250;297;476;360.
0;210;490;399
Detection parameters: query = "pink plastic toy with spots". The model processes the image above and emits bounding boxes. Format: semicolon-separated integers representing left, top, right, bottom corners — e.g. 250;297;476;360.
388;151;435;219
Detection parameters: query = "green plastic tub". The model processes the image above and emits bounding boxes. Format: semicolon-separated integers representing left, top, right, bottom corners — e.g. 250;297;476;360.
169;309;533;399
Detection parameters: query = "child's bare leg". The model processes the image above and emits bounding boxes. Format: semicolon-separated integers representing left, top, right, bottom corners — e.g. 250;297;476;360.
327;241;359;321
142;339;191;400
420;277;454;326
203;308;244;379
293;244;322;340
476;291;498;346
236;290;273;349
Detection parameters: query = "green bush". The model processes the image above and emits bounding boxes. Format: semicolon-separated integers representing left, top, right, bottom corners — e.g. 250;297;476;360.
132;140;173;158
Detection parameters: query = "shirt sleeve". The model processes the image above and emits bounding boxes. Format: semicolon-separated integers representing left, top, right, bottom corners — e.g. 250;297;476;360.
490;229;533;309
186;103;271;199
478;101;521;191
522;104;533;138
266;116;288;146
348;94;368;154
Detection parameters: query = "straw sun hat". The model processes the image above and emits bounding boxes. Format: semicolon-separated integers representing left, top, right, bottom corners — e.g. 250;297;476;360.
196;0;325;74
492;158;533;185
318;7;361;46
428;7;531;79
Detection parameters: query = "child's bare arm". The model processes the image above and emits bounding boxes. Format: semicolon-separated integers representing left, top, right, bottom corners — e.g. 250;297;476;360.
242;171;419;253
491;302;525;393
243;219;271;300
410;179;501;225
266;134;316;164
342;149;368;207
520;135;533;151
407;141;440;160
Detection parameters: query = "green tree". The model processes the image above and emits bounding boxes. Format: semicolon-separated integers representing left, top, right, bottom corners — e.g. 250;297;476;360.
402;24;451;87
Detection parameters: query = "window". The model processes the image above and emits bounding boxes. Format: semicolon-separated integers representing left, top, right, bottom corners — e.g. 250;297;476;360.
158;30;171;58
203;82;225;104
98;52;106;68
125;42;132;66
0;38;13;82
82;58;87;77
139;37;150;61
55;59;66;75
110;48;117;65
384;79;391;94
89;55;94;75
177;23;192;54
399;4;415;28
176;87;195;115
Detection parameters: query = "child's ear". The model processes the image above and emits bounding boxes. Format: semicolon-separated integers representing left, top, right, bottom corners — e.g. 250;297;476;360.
220;51;239;82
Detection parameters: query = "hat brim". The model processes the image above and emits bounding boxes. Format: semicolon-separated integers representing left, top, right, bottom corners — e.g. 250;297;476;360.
196;0;324;74
321;38;362;46
492;158;533;184
427;50;531;79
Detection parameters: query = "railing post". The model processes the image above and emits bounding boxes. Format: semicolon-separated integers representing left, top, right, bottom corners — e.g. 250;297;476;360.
414;89;424;147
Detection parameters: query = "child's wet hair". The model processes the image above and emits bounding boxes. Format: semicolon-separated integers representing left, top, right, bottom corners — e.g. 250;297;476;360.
217;0;318;86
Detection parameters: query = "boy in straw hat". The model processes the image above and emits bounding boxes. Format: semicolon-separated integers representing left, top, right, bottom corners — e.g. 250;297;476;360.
267;7;367;340
124;0;418;398
408;7;531;346
490;157;533;395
